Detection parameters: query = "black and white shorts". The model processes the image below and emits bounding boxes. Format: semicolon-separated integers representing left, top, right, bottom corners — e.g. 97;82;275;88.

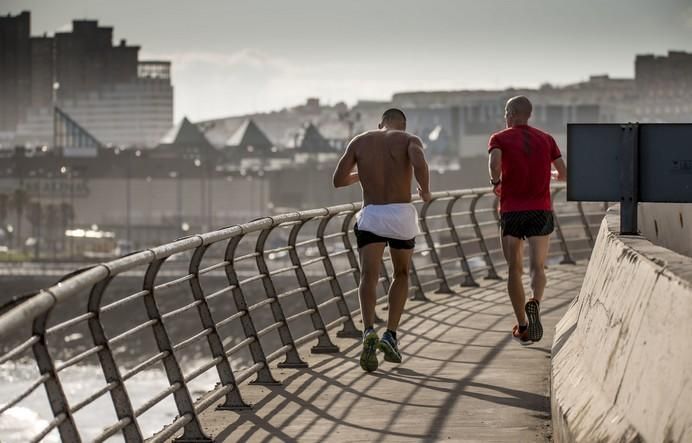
500;210;555;240
353;224;415;250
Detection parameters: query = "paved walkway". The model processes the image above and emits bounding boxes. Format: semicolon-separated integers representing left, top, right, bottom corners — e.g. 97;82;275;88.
194;264;587;442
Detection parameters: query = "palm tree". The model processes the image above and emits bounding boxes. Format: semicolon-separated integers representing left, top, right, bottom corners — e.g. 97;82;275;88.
9;189;31;251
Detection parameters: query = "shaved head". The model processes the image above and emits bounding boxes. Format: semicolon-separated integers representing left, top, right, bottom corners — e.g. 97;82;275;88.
379;108;407;130
504;96;532;126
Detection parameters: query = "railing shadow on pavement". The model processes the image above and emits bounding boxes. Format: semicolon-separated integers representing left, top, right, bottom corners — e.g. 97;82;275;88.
0;183;605;442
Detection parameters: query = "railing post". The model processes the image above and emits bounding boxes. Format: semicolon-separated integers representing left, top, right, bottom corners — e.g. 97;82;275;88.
577;202;595;248
419;196;454;294
87;277;144;440
469;193;501;280
408;250;428;301
142;257;211;443
224;235;280;385
316;212;361;338
283;218;340;352
32;307;82;443
445;196;478;287
341;211;361;284
551;188;576;265
188;241;251;410
255;223;309;367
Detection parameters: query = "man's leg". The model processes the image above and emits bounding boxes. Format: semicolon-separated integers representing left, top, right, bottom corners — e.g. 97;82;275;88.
358;242;385;372
525;234;550;342
386;246;414;331
501;234;526;326
358;242;386;330
377;245;413;364
527;235;550;302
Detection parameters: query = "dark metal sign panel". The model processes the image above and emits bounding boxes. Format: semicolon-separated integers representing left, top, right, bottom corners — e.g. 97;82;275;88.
567;123;692;203
566;124;621;202
639;124;692;202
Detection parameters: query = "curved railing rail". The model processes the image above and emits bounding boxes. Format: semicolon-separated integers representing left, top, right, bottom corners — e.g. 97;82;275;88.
0;183;605;442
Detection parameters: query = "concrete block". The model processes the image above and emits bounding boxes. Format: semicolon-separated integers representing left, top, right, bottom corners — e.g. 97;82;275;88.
551;208;692;443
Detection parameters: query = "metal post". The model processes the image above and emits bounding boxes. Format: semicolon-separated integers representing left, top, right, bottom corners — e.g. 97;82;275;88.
69;169;74;259
177;173;183;235
224;234;280;385
126;155;132;248
35;172;41;260
469;193;500;279
445;196;478;287
141;258;212;442
255;224;310;366
419;197;454;293
87;278;144;441
315;213;360;338
285;219;340;352
551;188;576;265
577;202;595;248
408;250;428;301
341;212;361;282
32;310;82;442
189;242;250;410
620;123;639;235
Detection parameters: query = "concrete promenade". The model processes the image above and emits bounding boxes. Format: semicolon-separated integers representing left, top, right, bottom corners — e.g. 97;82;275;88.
188;264;586;442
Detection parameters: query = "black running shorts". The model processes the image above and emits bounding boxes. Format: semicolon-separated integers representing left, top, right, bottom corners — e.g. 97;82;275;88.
500;210;555;239
354;224;415;250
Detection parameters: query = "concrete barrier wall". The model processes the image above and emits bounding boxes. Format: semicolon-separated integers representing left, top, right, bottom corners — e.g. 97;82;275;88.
639;203;692;258
551;207;692;442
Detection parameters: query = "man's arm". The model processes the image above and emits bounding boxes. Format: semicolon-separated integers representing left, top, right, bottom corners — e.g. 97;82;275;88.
488;148;502;182
549;135;566;181
332;139;359;188
408;136;431;201
553;157;567;181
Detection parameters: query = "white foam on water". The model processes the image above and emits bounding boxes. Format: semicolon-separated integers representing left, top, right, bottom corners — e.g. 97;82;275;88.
0;360;222;442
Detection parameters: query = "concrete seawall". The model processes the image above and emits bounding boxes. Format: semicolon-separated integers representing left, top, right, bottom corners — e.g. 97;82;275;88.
551;207;692;442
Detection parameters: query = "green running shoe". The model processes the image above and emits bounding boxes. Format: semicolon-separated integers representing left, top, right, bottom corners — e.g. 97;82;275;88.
378;330;402;363
360;330;379;372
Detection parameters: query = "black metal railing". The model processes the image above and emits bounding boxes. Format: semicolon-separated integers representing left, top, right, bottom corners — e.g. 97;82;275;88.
0;183;605;442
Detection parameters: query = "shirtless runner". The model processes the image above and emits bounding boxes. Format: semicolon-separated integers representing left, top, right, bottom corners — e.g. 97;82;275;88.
332;108;431;372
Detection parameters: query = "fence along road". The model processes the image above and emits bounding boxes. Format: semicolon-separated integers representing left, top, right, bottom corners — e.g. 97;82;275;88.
0;183;604;442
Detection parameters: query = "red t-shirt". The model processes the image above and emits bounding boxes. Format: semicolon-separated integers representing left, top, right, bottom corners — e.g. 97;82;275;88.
488;125;562;213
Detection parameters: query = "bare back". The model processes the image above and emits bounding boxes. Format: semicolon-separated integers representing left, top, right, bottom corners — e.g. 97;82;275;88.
351;130;415;205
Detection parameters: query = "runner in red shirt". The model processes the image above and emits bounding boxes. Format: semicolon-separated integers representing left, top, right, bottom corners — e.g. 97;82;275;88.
488;96;567;345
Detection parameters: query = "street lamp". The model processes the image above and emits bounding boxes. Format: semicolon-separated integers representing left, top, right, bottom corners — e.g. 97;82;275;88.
194;158;205;231
60;165;75;259
169;170;182;235
52;82;60;148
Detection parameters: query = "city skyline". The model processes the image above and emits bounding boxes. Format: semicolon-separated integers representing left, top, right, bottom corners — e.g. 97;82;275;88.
2;0;692;122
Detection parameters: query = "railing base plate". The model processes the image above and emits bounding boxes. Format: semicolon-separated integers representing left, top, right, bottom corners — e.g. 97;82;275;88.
337;329;362;339
217;403;252;411
278;361;309;369
311;344;340;354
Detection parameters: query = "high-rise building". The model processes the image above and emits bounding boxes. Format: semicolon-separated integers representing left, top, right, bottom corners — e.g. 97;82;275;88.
0;12;31;135
0;11;173;148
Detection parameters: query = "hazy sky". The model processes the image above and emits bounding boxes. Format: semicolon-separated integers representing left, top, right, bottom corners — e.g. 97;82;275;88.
4;0;692;121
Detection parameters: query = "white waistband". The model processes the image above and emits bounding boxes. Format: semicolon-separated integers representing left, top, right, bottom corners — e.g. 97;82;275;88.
355;203;420;240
